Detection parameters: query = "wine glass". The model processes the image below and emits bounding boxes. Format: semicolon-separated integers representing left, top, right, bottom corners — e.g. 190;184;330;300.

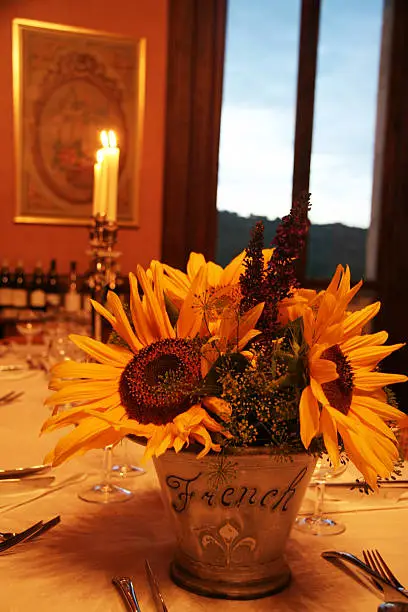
16;310;44;359
111;437;146;481
78;445;133;504
294;454;347;536
47;334;84;366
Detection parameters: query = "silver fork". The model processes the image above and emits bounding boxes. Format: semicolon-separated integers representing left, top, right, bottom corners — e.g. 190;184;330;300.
363;550;406;591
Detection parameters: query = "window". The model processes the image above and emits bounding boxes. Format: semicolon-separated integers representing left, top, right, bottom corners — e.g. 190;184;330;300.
307;0;383;279
217;0;300;266
217;0;383;283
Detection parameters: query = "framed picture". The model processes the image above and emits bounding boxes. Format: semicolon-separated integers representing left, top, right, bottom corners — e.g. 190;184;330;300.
12;19;145;226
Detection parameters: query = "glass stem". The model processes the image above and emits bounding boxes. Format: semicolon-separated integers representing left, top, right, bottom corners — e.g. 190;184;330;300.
102;445;113;485
314;480;326;519
123;438;131;470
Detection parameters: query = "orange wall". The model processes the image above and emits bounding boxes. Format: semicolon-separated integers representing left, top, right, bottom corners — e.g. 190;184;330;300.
0;0;167;276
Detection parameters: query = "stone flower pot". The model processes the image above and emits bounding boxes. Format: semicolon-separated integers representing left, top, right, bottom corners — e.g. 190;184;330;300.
153;447;316;599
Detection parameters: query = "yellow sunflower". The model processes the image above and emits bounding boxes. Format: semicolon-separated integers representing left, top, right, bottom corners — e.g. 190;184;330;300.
42;264;264;465
279;264;365;331
299;273;407;488
278;288;318;325
161;249;274;308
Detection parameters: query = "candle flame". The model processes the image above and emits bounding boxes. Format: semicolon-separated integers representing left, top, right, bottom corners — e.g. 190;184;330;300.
96;149;104;164
100;130;109;147
108;130;117;148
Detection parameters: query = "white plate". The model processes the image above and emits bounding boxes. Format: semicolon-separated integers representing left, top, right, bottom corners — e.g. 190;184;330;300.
0;464;51;479
0;370;39;381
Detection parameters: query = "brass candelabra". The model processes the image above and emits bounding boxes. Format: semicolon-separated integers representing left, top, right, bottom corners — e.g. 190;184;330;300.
87;213;121;341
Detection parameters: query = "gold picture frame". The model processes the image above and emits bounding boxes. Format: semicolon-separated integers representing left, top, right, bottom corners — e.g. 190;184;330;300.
12;18;146;226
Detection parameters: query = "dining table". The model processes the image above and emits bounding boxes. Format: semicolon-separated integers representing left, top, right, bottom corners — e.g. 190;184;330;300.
0;344;407;612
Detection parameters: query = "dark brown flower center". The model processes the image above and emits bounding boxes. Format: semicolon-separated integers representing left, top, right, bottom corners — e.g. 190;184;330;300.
320;344;354;415
119;338;202;425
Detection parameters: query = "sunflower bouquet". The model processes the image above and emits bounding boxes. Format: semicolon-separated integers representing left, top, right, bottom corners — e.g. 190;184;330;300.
43;194;407;490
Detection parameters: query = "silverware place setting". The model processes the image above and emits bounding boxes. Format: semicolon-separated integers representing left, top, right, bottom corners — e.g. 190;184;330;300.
0;516;60;553
322;550;408;605
0;390;25;405
112;576;142;612
145;559;168;612
113;560;168;611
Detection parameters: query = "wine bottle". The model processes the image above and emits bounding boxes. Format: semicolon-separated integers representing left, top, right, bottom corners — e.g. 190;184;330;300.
45;259;62;310
81;272;95;314
12;260;28;309
65;261;82;313
0;260;12;310
30;261;46;311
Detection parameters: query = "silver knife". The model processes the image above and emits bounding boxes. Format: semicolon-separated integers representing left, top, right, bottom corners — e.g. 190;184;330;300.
145;559;168;612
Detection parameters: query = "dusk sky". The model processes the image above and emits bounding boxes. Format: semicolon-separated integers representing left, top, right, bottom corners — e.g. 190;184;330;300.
217;0;383;228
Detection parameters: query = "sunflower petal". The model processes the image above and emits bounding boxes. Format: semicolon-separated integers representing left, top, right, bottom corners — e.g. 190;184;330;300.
338;426;379;489
187;252;207;281
45;380;118;406
347;343;405;368
206;261;223;286
341;331;389;352
342;302;381;339
320;406;340;468
106;291;144;352
136;266;172;341
220;250;246;285
351;394;406;421
46;411;124;466
90;299;115;326
129;272;156;345
151;262;176;338
354;370;408;391
176;265;207;338
51;360;121;380
202;397;232;420
350;401;397;441
69;335;133;367
310;358;338;384
299;386;320;449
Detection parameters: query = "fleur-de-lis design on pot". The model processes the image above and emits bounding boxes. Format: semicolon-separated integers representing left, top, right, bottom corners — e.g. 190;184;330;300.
200;519;256;567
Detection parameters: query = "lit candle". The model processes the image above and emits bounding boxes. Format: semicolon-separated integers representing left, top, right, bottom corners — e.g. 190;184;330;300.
100;129;120;223
92;149;104;216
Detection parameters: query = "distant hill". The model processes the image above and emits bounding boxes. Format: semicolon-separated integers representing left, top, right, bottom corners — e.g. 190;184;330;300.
216;210;367;280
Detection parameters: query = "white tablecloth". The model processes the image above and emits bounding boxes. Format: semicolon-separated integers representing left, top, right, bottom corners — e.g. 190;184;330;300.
0;350;407;612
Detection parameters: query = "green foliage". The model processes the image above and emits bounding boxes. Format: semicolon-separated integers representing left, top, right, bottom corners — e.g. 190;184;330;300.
199;353;250;398
214;340;306;450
